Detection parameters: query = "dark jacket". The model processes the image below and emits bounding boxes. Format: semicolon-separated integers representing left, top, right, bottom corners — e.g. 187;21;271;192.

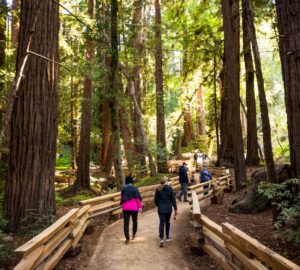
121;184;142;204
154;185;177;213
193;153;198;161
200;169;212;183
179;165;189;184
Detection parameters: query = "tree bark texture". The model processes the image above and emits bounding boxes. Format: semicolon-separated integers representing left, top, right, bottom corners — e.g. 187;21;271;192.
196;85;206;136
110;0;124;184
154;0;168;173
182;108;195;147
132;0;147;174
242;0;260;166
219;61;234;165
222;0;247;188
275;0;300;178
74;0;94;190
4;0;59;232
244;0;277;182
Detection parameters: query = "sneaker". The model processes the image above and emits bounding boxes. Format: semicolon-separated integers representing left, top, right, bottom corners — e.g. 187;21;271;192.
177;196;182;201
125;239;129;245
132;235;136;240
159;239;164;247
166;237;171;242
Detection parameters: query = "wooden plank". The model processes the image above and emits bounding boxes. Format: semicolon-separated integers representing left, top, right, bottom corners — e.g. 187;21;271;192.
217;175;230;181
35;238;72;270
72;220;90;249
33;226;73;268
76;204;91;219
71;213;89;238
80;192;121;205
202;243;239;270
222;223;300;270
225;243;268;270
89;206;121;218
89;200;120;214
188;179;216;191
192;191;201;222
14;246;44;270
15;208;79;256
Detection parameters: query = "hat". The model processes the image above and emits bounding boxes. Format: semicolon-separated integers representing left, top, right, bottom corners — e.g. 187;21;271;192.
125;175;133;185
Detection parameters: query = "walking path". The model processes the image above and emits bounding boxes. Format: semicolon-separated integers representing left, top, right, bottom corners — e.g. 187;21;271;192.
87;201;191;270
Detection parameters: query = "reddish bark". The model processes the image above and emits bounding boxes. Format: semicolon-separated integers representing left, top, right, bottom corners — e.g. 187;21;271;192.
196;85;206;136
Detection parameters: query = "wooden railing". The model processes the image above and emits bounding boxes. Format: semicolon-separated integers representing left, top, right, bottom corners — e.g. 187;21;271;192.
13;176;181;270
188;169;232;203
190;190;300;270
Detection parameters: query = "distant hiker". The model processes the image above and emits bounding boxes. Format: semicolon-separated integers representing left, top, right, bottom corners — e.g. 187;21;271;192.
121;176;142;244
154;177;178;247
178;162;189;202
193;152;198;167
200;166;212;196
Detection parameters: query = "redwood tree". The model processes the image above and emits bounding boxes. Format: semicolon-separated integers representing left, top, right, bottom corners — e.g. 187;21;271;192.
275;1;300;178
73;0;94;191
222;0;246;188
110;0;124;184
244;0;276;182
154;0;168;173
4;0;59;232
196;86;206;136
242;0;260;166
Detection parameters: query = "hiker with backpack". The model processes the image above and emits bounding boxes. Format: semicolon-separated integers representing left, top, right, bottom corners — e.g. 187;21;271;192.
154;177;178;247
121;175;142;244
200;166;212;195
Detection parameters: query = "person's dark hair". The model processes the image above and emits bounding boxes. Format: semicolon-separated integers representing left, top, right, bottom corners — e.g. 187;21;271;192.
182;162;187;166
125;175;133;185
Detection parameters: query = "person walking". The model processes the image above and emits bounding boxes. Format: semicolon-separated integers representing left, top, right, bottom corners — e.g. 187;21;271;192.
121;175;142;244
178;162;189;202
200;166;212;195
154;177;177;247
193;151;198;168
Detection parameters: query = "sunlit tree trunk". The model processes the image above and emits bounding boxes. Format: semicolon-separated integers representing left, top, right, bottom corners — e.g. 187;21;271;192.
245;0;276;182
242;0;260;166
196;85;206;136
154;0;168;173
182;107;195;147
222;0;246;188
4;0;59;232
275;0;300;178
74;0;94;191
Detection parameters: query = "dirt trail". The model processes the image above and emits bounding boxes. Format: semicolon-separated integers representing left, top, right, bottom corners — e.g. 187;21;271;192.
87;201;192;270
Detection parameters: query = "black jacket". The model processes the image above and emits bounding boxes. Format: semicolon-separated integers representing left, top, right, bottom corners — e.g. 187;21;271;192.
121;184;142;203
154;185;177;213
179;165;189;184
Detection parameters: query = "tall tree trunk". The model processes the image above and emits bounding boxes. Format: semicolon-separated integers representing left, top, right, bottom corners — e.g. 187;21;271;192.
244;0;277;182
132;0;147;174
154;0;168;173
242;0;260;166
101;102;112;176
70;78;78;170
196;85;206;136
0;0;7;134
275;1;300;178
182;107;195;147
110;0;124;184
73;0;94;191
219;57;234;165
222;0;246;188
214;55;220;162
11;0;19;48
4;0;59;232
119;80;135;172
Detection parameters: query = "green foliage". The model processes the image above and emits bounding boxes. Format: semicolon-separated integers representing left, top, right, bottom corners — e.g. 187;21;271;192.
259;179;300;245
56;145;72;170
135;173;174;187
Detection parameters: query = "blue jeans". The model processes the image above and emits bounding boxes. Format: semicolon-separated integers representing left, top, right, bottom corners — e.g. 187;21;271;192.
158;212;171;239
179;182;188;201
